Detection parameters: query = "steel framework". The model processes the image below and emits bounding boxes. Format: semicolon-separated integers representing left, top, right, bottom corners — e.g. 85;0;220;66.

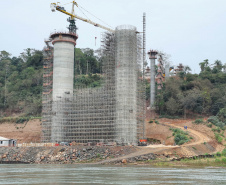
42;26;146;145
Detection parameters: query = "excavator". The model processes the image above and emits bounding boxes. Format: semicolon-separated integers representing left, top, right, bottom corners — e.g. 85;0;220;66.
50;1;114;33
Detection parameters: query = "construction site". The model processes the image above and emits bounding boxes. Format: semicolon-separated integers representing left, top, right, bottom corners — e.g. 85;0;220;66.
41;2;146;145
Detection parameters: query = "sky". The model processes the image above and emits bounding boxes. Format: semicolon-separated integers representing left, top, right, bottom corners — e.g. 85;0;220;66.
0;0;226;73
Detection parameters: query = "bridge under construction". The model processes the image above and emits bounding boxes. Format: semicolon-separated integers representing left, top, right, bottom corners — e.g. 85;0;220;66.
41;1;146;146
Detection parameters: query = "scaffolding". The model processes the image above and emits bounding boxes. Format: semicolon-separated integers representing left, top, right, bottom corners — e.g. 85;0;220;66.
41;40;53;142
156;55;165;90
42;25;146;145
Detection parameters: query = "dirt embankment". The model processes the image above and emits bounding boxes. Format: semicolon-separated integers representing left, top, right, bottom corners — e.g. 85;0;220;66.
0;118;225;164
145;118;225;158
0;119;41;143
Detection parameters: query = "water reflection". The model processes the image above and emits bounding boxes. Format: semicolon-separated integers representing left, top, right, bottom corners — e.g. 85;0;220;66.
0;164;225;185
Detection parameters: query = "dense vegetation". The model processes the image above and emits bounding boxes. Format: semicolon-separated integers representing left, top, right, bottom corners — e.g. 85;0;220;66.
0;48;101;117
0;49;43;117
0;47;225;122
170;128;191;145
154;59;226;121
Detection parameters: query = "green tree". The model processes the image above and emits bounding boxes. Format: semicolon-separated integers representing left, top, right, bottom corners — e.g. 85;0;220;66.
199;59;209;72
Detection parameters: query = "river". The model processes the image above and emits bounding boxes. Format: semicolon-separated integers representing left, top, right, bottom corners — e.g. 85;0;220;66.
0;164;225;184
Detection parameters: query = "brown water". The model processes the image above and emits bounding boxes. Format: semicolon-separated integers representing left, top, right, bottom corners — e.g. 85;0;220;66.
0;164;225;184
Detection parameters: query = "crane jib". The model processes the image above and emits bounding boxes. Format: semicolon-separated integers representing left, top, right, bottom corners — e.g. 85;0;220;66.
54;5;114;33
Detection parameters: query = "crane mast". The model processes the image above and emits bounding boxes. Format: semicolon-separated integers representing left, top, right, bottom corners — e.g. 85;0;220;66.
51;2;114;33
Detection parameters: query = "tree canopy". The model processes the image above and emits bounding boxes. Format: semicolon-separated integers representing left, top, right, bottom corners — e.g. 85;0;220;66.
154;59;226;120
0;48;102;117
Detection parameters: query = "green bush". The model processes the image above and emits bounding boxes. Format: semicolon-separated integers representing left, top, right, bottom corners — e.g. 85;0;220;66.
222;149;226;156
149;120;153;123
215;133;223;143
212;127;221;133
194;119;204;124
170;128;189;135
217;108;226;122
208;116;219;125
221;158;226;163
16;117;30;124
208;116;226;129
216;152;221;156
207;123;213;128
159;115;180;119
170;128;190;145
155;120;159;124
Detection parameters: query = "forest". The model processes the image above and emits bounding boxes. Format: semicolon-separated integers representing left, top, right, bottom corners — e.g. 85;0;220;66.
0;48;101;117
0;49;225;124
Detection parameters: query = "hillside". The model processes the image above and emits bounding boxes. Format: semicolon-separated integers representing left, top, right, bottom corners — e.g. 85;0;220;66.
0;50;225;161
0;117;225;161
0;119;41;143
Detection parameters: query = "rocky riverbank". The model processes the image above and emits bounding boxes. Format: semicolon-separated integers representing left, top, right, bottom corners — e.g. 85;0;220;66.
0;146;156;164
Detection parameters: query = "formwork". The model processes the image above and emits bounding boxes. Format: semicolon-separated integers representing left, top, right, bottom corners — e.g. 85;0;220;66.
42;26;146;145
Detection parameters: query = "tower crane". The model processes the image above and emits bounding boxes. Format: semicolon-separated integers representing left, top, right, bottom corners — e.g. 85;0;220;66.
50;1;114;33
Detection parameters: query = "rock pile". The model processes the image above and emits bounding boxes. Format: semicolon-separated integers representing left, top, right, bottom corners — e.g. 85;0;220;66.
0;146;143;164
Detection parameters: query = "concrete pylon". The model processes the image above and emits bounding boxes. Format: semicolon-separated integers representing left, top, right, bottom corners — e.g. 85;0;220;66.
148;50;158;108
50;32;78;101
165;62;170;79
50;32;78;143
115;25;138;145
148;50;158;118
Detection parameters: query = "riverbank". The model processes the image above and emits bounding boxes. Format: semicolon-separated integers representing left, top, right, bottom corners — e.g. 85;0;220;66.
126;155;226;168
0;145;225;167
0;146;143;164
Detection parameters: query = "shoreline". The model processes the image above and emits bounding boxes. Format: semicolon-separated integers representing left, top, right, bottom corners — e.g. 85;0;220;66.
0;145;225;167
1;152;225;168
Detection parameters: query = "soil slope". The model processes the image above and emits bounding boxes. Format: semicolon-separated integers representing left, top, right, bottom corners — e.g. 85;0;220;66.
0;118;224;162
0;119;41;143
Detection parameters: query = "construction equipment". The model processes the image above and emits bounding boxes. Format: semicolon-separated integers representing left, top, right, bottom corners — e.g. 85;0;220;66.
138;139;147;146
50;1;114;33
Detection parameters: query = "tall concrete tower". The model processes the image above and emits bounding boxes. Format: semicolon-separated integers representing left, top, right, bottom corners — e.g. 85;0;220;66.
50;32;78;101
148;50;158;108
50;32;78;142
165;62;170;79
115;25;138;145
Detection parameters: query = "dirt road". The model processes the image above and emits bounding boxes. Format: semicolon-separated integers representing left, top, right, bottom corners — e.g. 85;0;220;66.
162;122;211;146
97;120;219;164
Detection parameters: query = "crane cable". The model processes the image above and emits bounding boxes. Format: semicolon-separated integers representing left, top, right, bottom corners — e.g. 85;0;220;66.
77;5;91;20
57;1;114;29
77;4;114;29
61;2;72;6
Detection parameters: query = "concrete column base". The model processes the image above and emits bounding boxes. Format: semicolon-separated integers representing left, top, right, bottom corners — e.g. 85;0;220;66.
150;108;156;119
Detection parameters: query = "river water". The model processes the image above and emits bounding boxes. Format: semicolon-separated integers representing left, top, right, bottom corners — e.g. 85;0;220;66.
0;164;225;185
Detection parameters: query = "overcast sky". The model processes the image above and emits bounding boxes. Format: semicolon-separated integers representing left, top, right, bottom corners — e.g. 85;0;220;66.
0;0;225;73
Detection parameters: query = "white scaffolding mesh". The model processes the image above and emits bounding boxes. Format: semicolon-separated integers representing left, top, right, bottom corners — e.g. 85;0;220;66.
42;26;146;145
